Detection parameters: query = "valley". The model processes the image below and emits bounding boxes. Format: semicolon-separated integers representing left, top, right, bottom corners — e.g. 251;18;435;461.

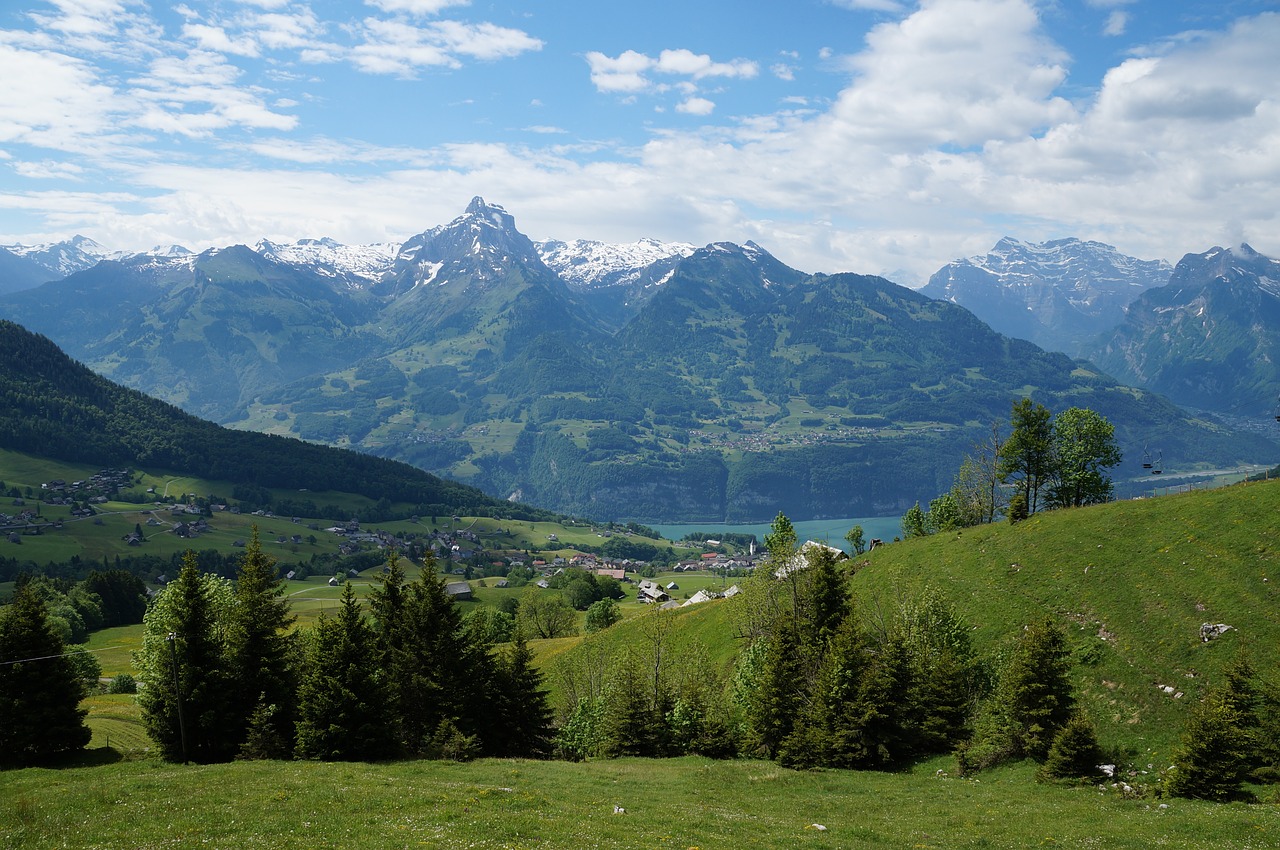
2;200;1276;523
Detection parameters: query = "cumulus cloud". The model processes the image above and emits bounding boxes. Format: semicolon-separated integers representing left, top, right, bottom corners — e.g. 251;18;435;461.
586;48;758;94
3;0;1279;286
1103;11;1128;37
676;97;715;116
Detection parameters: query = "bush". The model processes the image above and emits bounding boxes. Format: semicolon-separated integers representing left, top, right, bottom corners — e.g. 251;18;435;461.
107;673;138;694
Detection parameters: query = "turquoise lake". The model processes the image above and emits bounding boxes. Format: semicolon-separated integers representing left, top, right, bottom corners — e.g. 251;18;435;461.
650;516;901;552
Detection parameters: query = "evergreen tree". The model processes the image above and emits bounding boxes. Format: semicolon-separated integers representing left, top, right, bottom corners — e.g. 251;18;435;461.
369;551;490;755
959;618;1074;772
225;528;297;759
895;589;978;757
137;552;236;763
0;583;91;766
999;398;1054;515
84;568;147;627
1167;688;1253;801
747;619;803;759
488;632;553;758
295;583;397;760
1000;618;1075;761
1037;711;1104;782
600;658;666;758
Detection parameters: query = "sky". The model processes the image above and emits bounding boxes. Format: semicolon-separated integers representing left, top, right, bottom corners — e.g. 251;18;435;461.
0;0;1278;284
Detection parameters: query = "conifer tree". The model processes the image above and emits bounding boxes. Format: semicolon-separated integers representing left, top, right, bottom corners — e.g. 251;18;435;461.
600;657;665;758
747;618;803;759
488;632;553;758
137;552;236;763
369;551;489;755
960;617;1074;771
797;546;849;661
1002;618;1074;760
1037;711;1104;782
225;528;297;758
295;583;397;760
1167;688;1253;801
883;590;980;760
0;583;91;766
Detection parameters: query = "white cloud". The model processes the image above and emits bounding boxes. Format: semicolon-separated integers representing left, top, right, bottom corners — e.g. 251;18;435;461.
772;63;795;81
586;50;654;93
676;97;715;116
12;160;85;180
1103;11;1128;37
655;49;757;80
363;0;471;15
828;0;905;10
182;22;261;57
350;17;541;76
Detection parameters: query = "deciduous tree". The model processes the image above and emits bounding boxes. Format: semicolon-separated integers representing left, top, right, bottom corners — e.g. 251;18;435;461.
999;399;1054;515
1045;407;1122;508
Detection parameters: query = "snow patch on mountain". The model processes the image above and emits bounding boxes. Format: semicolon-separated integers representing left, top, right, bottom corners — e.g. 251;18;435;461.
255;237;399;286
4;235;109;277
537;237;696;289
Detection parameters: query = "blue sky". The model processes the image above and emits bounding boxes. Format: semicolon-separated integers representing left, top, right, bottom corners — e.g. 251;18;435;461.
1;0;1278;282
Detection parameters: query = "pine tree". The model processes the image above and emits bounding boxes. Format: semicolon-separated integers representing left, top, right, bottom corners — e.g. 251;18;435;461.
0;583;91;766
1037;711;1104;782
1167;688;1253;801
959;618;1074;771
488;632;553;758
1001;618;1075;761
748;619;803;759
295;583;397;760
137;552;236;763
225;528;297;759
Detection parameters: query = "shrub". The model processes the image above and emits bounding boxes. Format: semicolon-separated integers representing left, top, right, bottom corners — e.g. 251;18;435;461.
107;673;138;694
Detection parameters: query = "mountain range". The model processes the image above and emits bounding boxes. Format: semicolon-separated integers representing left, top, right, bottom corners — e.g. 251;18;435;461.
0;199;1275;522
920;237;1173;357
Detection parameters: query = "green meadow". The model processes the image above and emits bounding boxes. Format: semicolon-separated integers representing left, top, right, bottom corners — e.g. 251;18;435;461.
3;755;1278;849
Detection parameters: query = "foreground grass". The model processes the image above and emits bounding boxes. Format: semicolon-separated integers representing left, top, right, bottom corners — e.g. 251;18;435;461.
3;755;1277;849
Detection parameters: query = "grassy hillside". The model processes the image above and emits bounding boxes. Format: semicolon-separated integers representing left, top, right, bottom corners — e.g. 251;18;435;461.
850;478;1280;752
542;478;1280;756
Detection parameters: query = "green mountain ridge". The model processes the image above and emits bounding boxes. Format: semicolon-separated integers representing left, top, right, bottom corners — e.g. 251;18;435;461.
0;319;547;520
1;202;1275;522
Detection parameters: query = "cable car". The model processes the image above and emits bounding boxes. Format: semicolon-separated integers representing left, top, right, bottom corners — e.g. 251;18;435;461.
1150;450;1163;475
1141;448;1153;470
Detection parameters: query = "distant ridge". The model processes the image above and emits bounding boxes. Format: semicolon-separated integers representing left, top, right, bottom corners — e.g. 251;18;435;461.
0;319;549;519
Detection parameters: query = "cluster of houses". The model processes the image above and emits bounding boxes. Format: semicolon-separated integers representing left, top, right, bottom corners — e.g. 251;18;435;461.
40;468;135;502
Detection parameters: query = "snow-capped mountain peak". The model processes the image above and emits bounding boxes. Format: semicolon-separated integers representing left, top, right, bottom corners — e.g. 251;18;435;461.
536;236;696;289
3;234;110;277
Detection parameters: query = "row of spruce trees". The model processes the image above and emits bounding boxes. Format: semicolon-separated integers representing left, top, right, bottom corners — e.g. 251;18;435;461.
132;532;552;763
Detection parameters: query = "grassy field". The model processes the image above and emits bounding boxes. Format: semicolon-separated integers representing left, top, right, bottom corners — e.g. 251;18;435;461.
3;753;1278;849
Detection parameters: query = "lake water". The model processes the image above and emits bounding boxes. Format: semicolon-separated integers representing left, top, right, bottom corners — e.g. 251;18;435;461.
651;516;901;553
